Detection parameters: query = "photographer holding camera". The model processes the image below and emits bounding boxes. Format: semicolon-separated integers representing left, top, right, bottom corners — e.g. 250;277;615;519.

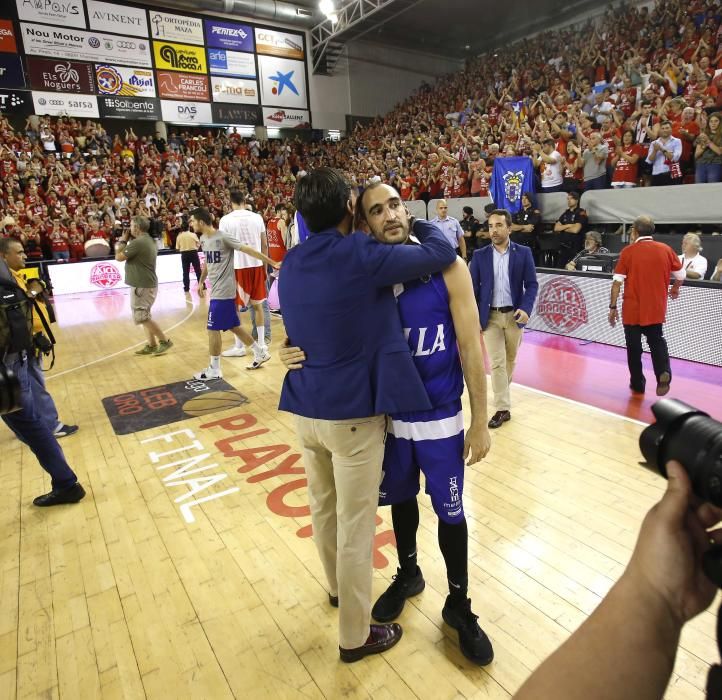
0;239;85;507
516;458;720;699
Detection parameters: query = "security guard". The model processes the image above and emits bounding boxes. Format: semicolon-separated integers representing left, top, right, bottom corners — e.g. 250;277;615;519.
460;206;481;261
511;192;541;263
553;191;588;268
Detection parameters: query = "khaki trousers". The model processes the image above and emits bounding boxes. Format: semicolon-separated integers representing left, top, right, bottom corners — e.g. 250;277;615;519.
483;310;523;411
294;414;386;649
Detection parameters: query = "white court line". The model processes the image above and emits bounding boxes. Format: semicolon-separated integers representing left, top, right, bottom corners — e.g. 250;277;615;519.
510;379;648;427
47;298;197;380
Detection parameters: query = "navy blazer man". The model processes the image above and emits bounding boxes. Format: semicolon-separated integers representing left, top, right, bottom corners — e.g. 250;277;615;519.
470;241;538;330
469;211;538;429
279;218;456;419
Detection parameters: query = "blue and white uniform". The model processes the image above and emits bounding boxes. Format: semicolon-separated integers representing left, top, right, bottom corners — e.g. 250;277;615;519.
379;271;466;524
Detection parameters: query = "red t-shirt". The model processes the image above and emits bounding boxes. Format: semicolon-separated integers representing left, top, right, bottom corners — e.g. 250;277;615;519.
265;217;287;263
614;238;683;325
612;144;646;184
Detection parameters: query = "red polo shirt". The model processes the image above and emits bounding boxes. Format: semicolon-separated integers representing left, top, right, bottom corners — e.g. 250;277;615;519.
614;237;683;326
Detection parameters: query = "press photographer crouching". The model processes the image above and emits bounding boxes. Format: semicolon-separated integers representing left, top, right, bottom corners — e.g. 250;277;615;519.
0;238;85;507
515;400;722;700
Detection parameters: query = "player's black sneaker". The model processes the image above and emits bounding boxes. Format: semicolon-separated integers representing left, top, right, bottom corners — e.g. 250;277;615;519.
372;567;425;622
442;596;494;666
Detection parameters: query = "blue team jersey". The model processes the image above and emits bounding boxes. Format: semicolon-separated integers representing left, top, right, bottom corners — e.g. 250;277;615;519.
395;271;463;408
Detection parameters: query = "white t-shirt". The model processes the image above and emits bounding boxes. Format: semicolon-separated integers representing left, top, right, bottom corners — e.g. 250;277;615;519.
679;253;708;279
219;208;265;269
541;150;563;188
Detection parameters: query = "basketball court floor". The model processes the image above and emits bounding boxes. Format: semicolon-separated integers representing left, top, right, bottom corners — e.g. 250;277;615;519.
1;281;717;700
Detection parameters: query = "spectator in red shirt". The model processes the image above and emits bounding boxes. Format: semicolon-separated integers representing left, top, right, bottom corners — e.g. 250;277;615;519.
610;129;646;187
608;216;685;396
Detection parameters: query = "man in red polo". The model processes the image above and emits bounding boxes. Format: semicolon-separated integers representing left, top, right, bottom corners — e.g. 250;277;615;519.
608;216;685;396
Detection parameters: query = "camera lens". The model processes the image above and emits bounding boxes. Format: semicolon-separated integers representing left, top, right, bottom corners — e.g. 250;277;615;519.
640;399;722;507
0;364;22;416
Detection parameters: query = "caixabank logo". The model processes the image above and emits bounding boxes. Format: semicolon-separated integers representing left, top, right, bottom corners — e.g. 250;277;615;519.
537;278;589;334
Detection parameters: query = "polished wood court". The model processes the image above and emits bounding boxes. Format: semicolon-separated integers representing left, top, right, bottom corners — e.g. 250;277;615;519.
1;282;716;700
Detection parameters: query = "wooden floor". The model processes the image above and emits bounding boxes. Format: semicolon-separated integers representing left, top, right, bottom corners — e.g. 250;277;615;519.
0;282;716;700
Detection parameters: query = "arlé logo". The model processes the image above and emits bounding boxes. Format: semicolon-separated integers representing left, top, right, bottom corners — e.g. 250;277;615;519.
537;279;588;334
90;262;121;288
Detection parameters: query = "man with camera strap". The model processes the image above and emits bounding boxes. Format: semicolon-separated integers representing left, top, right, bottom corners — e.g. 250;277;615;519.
0;238;84;507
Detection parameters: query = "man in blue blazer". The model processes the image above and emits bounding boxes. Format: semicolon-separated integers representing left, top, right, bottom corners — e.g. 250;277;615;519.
470;209;538;429
278;168;456;663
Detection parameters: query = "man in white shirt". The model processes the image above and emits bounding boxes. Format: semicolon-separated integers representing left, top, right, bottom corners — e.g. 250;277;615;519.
678;232;708;280
532;139;564;193
646;121;683;186
219;190;271;369
430;200;466;258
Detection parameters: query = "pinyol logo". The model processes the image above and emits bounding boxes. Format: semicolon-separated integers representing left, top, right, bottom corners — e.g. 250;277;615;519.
267;109;303;123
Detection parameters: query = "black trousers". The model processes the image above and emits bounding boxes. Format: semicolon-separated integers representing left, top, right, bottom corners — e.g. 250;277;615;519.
623;323;670;390
556;232;583;268
651;172;682;187
181;251;201;291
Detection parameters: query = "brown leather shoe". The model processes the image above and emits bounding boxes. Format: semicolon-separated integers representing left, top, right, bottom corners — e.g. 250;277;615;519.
339;623;403;663
488;411;511;429
329;593;339;608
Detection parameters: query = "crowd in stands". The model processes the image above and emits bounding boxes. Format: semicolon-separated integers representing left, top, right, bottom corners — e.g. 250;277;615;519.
0;0;721;264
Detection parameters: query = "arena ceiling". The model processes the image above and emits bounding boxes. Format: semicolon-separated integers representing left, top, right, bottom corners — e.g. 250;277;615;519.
151;0;605;72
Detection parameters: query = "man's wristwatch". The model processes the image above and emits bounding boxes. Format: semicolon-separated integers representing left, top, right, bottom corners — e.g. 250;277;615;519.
609;305;617;309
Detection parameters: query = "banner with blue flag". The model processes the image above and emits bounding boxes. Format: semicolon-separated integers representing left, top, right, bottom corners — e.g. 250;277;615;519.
490;156;535;214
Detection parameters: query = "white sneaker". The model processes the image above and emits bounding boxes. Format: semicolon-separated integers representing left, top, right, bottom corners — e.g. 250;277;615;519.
221;346;247;357
247;349;271;370
193;367;222;380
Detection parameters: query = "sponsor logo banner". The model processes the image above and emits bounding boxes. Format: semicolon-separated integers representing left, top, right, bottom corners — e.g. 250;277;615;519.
211;76;258;104
148;10;203;46
0;54;26;88
21;23;152;67
16;0;85;29
27;56;94;93
99;95;160;120
87;0;148;38
160;98;212;124
262;106;310;129
211;102;261;126
0;89;32;115
95;65;155;97
258;55;306;109
208;48;256;79
156;70;209;101
255;28;304;59
0;20;18;53
153;41;206;74
32;90;99;118
205;19;254;52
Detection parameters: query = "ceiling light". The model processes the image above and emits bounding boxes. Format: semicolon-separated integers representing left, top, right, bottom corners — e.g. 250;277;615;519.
319;0;335;15
329;11;338;23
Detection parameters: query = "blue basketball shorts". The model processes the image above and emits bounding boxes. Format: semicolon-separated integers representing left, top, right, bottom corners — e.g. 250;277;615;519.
379;398;465;524
207;298;240;331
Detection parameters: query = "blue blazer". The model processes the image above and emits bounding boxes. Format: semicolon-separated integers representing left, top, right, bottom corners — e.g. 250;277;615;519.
278;220;457;419
470;242;539;330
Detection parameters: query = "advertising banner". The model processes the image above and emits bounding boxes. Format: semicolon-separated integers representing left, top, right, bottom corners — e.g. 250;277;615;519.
262;106;310;129
99;95;161;120
16;0;86;29
0;54;26;88
211;76;258;104
205;19;254;52
254;27;304;59
208;48;256;78
32;90;99;118
27;56;95;93
21;23;152;67
95;64;155;97
153;41;206;74
148;10;203;46
258;55;306;109
0;19;18;53
526;271;722;366
211;102;261;126
160;98;213;124
156;70;209;101
87;0;148;38
0;89;33;115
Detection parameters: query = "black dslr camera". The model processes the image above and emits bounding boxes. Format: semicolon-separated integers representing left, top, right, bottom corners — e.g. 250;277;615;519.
0;364;21;415
640;399;722;508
